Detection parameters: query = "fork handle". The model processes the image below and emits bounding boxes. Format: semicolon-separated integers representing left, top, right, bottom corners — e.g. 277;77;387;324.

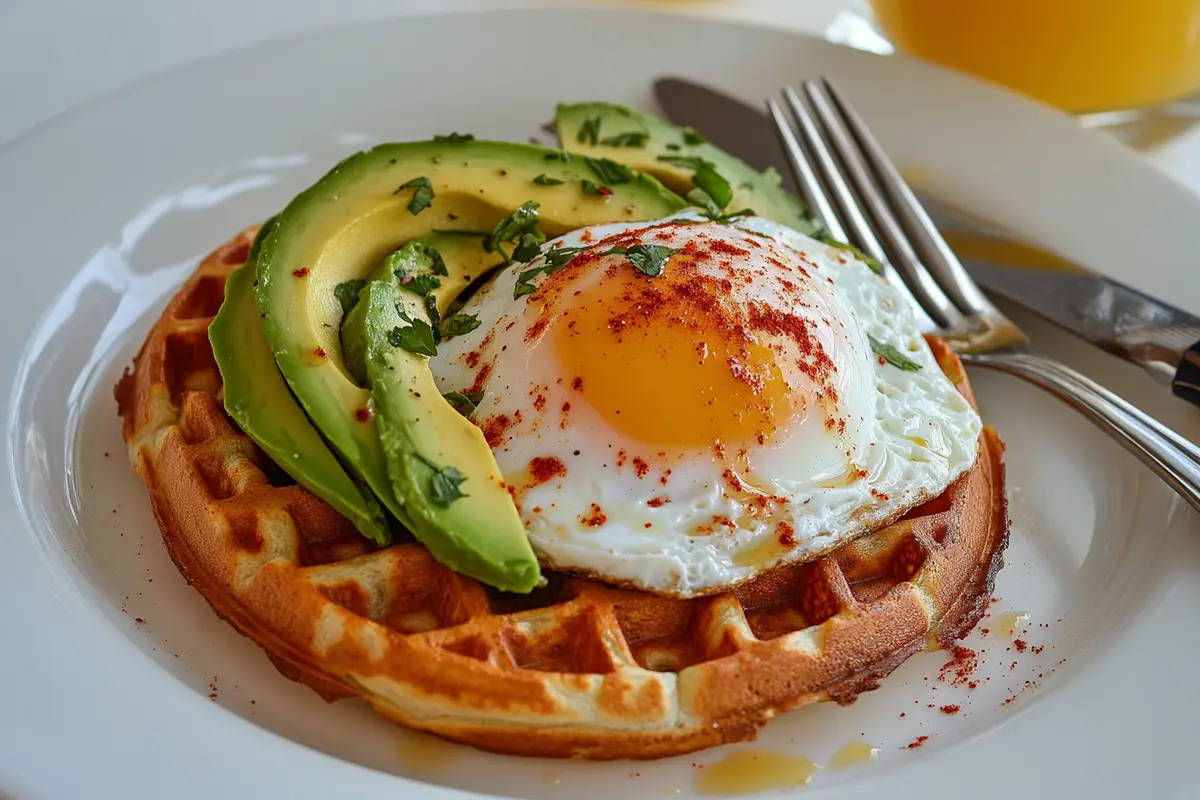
963;350;1200;515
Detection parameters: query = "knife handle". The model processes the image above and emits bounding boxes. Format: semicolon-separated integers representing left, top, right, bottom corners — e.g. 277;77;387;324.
1174;340;1200;407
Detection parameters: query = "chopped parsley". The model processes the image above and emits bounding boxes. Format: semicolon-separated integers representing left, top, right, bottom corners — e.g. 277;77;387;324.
869;335;923;371
485;201;543;263
605;244;677;277
441;313;481;338
333;279;366;316
388;304;438;357
600;131;649;147
533;174;564;186
657;155;732;208
398;274;441;297
393;176;434;215
665;143;682;152
818;234;884;275
414;453;468;506
586;157;636;185
577;116;601;146
543;150;571;162
686;188;754;222
512;232;543;263
433;132;474;143
682;127;707;145
442;390;484;411
512;245;586;299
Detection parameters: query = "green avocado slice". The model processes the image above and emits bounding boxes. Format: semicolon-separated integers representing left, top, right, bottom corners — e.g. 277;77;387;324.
555;102;819;234
254;138;687;578
343;243;539;593
209;221;389;544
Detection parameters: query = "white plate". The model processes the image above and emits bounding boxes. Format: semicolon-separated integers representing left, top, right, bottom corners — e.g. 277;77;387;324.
3;9;1200;799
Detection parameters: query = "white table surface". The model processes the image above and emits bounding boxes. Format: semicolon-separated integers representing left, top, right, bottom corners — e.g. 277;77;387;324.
5;0;1200;192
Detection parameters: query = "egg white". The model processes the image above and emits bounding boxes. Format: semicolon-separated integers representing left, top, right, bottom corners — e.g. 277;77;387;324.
431;211;981;596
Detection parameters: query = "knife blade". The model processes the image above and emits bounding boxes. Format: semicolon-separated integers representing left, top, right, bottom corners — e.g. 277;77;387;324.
653;76;1200;405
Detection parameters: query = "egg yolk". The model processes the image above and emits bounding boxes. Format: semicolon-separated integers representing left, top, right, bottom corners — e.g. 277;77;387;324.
549;251;796;449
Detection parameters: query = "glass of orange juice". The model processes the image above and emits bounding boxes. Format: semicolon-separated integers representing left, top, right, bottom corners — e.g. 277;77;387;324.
864;0;1200;114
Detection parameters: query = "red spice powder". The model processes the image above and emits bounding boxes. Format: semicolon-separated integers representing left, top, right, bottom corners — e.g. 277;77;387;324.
312;346;327;358
533;394;546;412
528;456;567;485
354;407;371;422
707;239;750;258
572;376;584;391
468;362;492;394
1032;645;1045;655
939;705;961;715
647;497;671;508
776;522;796;548
291;267;310;278
905;736;929;750
479;414;512;448
632;457;650;478
1014;639;1028;653
580;503;607;527
938;645;978;687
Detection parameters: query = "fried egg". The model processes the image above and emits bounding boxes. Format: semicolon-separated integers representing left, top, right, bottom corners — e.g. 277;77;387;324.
431;211;981;596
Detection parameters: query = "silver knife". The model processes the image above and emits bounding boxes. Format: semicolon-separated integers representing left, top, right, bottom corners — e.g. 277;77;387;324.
653;76;1200;406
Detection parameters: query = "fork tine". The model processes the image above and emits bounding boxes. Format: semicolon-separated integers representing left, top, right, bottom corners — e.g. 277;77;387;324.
778;87;890;269
801;80;965;330
766;98;847;244
820;78;992;317
774;87;935;330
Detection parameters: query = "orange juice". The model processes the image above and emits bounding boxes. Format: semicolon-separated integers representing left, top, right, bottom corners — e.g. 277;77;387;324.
869;0;1200;112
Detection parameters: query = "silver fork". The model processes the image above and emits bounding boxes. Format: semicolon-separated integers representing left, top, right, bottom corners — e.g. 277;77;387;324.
768;78;1200;514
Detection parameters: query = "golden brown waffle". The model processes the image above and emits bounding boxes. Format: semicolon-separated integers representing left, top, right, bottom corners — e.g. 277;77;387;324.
116;230;1009;760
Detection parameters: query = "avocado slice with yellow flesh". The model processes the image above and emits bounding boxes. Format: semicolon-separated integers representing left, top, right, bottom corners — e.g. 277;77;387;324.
255;139;687;588
209;221;389;544
341;243;539;592
555;102;819;234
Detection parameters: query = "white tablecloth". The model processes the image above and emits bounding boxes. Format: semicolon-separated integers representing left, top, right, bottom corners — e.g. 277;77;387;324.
4;0;1200;192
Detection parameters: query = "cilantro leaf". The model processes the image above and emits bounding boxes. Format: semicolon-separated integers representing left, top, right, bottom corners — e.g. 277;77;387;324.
818;234;884;275
513;274;539;298
581;179;608;196
334;279;366;316
485;201;542;263
543;150;571;162
600;131;649;147
442;313;481;338
682;127;707;145
533;174;564;186
414;453;468;506
394;176;434;215
665;143;682;152
424;296;441;343
586;157;636;185
658;155;732;209
398;273;441;297
388;304;438;357
442;390;484;411
512;232;543;263
434;132;474;143
544;246;586;268
869;335;923;371
388;322;437;357
616;244;676;277
577;116;601;146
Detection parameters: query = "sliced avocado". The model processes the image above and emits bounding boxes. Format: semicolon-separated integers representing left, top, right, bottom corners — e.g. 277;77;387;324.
255;139;686;567
209;221;389;544
555;102;819;234
342;243;539;592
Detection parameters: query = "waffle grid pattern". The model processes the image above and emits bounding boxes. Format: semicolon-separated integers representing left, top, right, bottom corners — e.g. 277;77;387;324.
115;231;1009;759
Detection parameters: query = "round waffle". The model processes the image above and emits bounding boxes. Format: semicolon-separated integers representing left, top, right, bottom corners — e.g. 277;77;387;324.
115;229;1009;760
